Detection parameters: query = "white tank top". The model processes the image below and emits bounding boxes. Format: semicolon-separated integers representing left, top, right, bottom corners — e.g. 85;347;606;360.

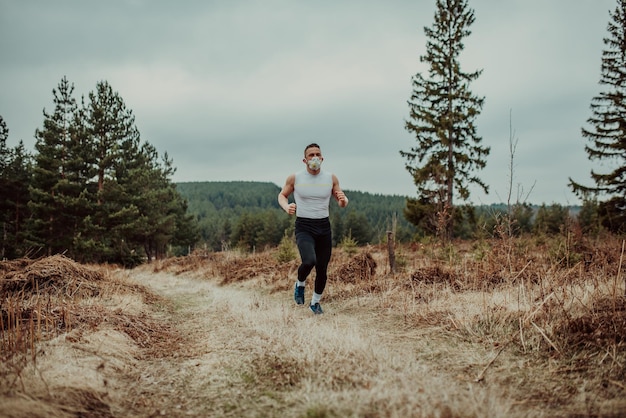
294;170;333;219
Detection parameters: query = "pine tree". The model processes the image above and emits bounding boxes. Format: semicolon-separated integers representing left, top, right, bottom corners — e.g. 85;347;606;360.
85;81;140;199
0;116;31;258
569;0;626;232
2;141;32;258
118;142;179;262
170;190;200;255
344;210;373;245
82;80;143;263
29;76;88;256
401;0;489;238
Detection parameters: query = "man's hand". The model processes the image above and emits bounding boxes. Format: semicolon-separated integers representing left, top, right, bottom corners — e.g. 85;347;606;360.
285;203;297;215
335;190;348;208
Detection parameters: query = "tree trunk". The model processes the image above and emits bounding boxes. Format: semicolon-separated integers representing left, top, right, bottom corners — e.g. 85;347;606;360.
387;231;396;274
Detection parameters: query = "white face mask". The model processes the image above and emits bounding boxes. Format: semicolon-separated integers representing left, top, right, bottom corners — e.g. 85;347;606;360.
307;157;322;171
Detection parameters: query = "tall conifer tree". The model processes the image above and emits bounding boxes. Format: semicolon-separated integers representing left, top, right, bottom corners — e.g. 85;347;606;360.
82;81;143;262
4;141;32;258
0;116;31;258
401;0;488;237
29;76;86;256
570;0;626;232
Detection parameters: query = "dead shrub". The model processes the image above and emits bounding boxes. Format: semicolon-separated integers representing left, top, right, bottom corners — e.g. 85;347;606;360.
1;254;103;298
558;295;626;350
152;249;214;275
1;255;106;361
409;265;460;290
214;251;285;285
333;252;377;283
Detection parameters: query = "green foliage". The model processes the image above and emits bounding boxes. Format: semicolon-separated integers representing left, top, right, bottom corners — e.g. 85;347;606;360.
177;181;588;245
0;115;32;259
275;232;297;264
576;195;601;235
546;234;584;268
533;204;571;235
177;182;417;249
329;190;414;244
598;196;626;234
339;233;358;256
401;0;489;237
569;1;626;230
343;210;373;245
16;77;199;264
28;76;86;257
403;196;435;237
404;199;478;240
476;203;534;238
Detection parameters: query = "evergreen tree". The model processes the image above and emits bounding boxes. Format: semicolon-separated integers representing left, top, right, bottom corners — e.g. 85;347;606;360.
330;210;345;246
344;210;373;245
510;203;534;235
220;218;233;250
576;195;600;235
533;204;570;235
3;142;32;258
569;1;626;232
231;212;264;251
82;80;143;262
170;190;201;255
258;210;285;249
0;116;32;258
86;81;140;198
29;76;88;256
117;143;179;261
401;0;489;238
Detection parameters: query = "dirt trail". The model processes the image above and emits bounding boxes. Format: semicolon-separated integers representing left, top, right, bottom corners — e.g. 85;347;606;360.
2;266;560;418
4;250;626;417
111;271;511;418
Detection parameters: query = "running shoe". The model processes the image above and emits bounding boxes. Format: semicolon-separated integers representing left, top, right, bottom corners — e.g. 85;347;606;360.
310;303;323;315
294;284;305;305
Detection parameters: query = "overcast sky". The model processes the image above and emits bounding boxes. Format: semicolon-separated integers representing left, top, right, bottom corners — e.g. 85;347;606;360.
0;0;617;205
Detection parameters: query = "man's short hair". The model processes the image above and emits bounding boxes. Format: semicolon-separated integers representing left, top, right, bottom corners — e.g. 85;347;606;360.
304;143;321;156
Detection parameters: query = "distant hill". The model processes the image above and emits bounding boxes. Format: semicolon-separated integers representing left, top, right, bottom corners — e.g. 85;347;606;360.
176;181;282;214
175;181;583;246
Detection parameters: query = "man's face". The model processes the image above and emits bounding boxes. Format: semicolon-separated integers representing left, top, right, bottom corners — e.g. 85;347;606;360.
304;146;322;162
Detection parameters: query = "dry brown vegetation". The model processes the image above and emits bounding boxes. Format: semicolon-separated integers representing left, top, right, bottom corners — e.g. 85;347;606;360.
1;233;625;417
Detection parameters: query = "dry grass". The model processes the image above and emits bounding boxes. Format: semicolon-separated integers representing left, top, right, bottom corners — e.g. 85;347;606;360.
1;233;625;417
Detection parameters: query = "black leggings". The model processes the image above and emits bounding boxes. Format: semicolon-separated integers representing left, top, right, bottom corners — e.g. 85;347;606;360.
295;217;332;295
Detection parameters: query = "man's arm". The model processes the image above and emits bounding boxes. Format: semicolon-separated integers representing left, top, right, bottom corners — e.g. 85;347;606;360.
278;174;297;215
332;174;349;208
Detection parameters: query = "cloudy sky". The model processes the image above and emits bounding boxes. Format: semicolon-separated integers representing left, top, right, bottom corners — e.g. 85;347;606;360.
0;0;617;205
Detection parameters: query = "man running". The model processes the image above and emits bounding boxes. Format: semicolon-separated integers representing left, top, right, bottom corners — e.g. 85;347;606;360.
278;143;349;314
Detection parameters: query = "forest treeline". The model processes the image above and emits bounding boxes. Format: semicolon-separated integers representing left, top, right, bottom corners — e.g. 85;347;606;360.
175;180;588;252
175;181;417;252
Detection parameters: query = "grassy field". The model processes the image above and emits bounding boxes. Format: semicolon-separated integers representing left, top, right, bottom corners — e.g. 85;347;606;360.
1;232;625;417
